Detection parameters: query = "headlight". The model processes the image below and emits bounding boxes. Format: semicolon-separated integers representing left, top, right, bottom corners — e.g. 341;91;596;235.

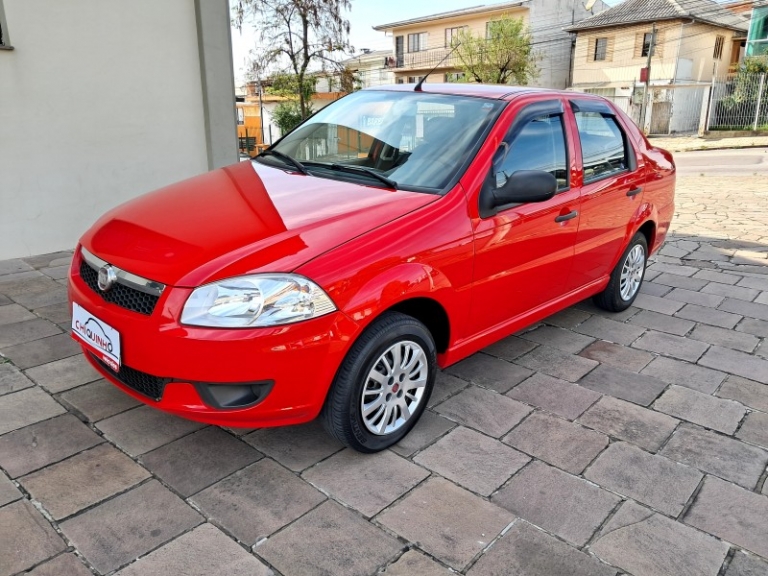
180;274;336;328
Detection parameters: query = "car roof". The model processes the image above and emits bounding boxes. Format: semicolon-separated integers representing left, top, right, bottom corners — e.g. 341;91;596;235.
362;83;575;101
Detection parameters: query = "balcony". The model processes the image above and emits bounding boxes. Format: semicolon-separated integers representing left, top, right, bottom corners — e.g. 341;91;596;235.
392;46;461;71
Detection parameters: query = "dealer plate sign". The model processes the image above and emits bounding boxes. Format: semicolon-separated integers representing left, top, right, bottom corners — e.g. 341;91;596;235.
72;303;121;371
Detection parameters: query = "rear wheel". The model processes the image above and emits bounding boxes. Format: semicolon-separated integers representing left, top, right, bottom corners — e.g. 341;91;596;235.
593;233;648;312
321;311;436;453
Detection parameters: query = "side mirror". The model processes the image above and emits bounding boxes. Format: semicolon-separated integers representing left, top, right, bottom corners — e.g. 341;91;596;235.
493;170;557;206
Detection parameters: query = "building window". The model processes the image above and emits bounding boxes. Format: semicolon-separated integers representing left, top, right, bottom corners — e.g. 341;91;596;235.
445;72;465;82
445;26;465;47
395;77;405;84
641;32;654;57
713;35;725;60
593;38;608;61
407;32;428;53
407;75;424;83
486;21;503;40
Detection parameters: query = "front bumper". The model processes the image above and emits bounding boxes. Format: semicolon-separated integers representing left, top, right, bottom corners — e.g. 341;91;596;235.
68;250;360;427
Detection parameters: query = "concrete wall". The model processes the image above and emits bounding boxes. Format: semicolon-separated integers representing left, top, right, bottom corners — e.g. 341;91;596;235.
0;0;237;259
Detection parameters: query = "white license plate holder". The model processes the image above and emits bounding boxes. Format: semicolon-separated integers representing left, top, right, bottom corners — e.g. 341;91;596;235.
72;303;121;371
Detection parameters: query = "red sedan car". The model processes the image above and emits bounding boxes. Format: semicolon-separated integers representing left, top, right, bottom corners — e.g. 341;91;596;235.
68;84;675;452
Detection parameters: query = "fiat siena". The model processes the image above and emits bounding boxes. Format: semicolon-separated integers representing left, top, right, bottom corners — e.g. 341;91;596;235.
68;84;675;452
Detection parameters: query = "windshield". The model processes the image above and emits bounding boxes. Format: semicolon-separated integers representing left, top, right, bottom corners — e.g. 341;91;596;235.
260;90;505;193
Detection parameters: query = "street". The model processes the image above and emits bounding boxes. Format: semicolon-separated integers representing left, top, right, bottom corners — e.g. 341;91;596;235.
1;161;767;576
673;147;768;176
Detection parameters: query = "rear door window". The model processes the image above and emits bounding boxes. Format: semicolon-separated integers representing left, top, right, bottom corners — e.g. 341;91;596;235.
573;111;629;183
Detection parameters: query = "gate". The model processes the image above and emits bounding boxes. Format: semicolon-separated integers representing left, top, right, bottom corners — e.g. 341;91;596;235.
648;85;708;135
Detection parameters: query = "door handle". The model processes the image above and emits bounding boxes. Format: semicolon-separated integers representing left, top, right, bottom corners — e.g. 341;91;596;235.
627;187;643;197
555;210;578;223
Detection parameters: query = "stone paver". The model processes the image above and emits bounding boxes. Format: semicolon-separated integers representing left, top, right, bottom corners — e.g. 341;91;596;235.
391;410;455;457
20;443;150;520
685;476;768;559
115;523;272;576
415;426;529;496
0;471;21;506
578;364;668;406
0;318;61;348
654;385;746;434
716;375;768;412
434;385;532;438
24;354;100;393
256;500;401;576
578;396;679;451
0;363;34;396
303;448;429;516
429;370;471;406
699;345;768;384
506;372;601;420
634;293;686;315
378;477;513;571
628;309;696;336
724;552;768;576
514;344;599;382
0;499;66;576
446;353;533;393
0;303;36;326
640;356;726;394
0;333;80;370
58;378;140;422
579;339;654;371
482;334;538;361
468;520;616;576
26;553;93;576
60;480;202;574
520;324;596;354
660;424;768;489
591;500;729;576
633;330;709;362
492;460;620;546
737;410;768;449
0;413;102;478
503;411;608;474
191;459;326;545
676;303;743;329
243;420;343;472
585;442;703;516
381;550;453;576
139;427;263;497
96;405;205;456
0;386;66;435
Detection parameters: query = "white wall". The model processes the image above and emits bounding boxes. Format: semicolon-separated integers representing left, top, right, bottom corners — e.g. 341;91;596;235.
0;0;237;259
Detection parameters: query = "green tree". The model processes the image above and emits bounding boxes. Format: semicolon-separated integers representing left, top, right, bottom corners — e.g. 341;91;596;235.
272;100;306;134
451;15;538;85
234;0;351;119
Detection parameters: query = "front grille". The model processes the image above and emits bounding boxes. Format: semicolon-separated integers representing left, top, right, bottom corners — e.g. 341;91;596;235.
91;353;170;401
80;260;159;315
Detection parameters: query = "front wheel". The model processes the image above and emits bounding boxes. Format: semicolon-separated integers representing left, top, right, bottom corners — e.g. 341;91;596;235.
593;232;648;312
321;311;436;453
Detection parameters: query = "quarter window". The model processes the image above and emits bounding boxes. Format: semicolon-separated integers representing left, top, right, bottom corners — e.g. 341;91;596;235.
407;32;428;53
0;0;11;48
497;114;569;192
574;111;629;183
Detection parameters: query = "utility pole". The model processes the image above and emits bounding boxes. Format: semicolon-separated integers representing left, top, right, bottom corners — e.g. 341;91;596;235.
639;22;656;132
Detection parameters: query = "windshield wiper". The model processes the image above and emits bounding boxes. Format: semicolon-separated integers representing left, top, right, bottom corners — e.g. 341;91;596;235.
303;161;397;189
258;149;308;175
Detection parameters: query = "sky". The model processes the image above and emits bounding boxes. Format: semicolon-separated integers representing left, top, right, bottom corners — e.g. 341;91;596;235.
230;0;621;82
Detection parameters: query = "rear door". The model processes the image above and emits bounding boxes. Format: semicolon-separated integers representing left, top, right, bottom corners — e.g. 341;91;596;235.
470;98;581;334
567;99;646;289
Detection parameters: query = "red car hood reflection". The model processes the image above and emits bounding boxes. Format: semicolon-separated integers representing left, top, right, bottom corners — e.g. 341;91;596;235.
81;161;437;287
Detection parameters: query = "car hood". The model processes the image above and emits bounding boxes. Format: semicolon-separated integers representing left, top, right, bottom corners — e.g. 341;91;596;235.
80;161;437;287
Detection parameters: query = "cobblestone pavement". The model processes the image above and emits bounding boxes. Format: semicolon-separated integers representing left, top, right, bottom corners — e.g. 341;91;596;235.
2;174;768;576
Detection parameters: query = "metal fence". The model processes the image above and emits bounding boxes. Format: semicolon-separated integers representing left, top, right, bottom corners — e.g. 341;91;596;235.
647;85;710;135
708;72;768;131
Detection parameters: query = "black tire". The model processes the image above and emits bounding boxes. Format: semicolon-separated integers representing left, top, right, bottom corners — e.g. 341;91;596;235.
593;232;648;312
321;311;436;453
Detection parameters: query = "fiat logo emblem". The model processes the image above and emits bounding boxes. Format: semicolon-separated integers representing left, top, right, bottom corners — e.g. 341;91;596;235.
97;265;117;292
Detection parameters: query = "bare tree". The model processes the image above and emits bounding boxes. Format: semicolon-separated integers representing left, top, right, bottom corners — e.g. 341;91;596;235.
452;15;538;85
235;0;352;118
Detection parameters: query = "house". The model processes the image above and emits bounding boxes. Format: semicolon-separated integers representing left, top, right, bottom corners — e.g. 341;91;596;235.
322;49;396;90
372;0;608;90
0;0;237;259
565;0;749;130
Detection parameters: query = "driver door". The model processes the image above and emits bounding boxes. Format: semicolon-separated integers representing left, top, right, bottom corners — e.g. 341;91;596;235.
470;99;581;335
